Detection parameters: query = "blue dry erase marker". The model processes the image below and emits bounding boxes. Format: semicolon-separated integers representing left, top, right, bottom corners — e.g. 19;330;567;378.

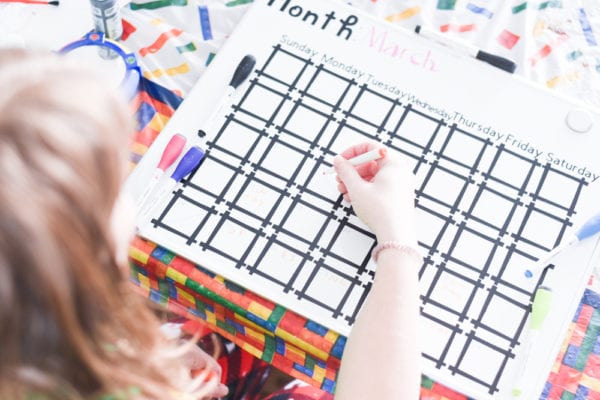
170;146;206;182
525;211;600;278
138;146;206;222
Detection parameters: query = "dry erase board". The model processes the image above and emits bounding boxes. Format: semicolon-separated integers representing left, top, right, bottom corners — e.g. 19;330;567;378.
126;0;600;398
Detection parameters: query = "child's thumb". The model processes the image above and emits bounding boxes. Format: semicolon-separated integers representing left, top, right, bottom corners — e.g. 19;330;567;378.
333;156;364;193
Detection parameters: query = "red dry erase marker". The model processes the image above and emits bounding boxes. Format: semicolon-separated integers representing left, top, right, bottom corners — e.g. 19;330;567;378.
157;133;187;172
136;133;186;211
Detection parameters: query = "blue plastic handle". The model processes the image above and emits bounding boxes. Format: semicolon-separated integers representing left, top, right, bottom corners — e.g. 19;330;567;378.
170;146;205;182
59;32;141;100
576;212;600;242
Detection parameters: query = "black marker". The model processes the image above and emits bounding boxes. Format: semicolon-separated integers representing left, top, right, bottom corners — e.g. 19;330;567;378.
204;54;257;129
217;54;256;113
229;54;257;92
415;25;517;73
137;57;255;224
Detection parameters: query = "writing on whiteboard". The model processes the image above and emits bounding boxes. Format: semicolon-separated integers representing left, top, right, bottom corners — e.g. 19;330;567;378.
357;26;439;72
267;0;359;40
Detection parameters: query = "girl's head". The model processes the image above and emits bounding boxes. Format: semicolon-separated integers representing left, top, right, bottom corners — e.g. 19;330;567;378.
0;49;211;399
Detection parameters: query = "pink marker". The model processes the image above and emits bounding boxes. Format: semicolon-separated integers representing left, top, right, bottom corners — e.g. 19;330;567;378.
322;147;387;175
137;146;206;222
136;133;186;210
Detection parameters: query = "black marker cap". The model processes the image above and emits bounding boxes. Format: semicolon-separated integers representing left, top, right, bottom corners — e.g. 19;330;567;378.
476;50;517;73
229;54;257;89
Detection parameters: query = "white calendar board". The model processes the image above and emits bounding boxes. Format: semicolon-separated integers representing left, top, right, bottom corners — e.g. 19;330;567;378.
125;0;600;398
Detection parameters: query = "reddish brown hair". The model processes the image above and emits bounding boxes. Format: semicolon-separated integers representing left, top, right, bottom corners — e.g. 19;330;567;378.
0;49;211;399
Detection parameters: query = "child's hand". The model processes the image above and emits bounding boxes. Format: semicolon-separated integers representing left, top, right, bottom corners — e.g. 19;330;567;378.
184;345;229;398
333;142;417;246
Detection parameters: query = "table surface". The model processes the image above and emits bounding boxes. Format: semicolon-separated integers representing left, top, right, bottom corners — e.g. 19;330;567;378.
4;1;600;399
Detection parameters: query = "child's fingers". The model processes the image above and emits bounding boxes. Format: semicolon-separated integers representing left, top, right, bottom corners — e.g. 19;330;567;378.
340;141;379;160
194;373;229;398
337;182;347;194
184;346;210;370
188;347;224;388
343;193;351;203
370;160;381;176
354;160;380;179
192;368;218;381
336;163;376;182
213;383;230;398
362;175;374;182
203;354;222;376
333;156;365;194
339;144;409;177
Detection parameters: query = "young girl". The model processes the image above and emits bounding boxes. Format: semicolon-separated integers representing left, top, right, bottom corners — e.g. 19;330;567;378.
0;49;421;399
0;48;227;400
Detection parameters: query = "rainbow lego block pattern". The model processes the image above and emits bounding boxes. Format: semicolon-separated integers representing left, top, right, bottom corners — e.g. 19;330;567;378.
129;236;342;393
130;77;183;167
541;289;600;400
420;375;472;400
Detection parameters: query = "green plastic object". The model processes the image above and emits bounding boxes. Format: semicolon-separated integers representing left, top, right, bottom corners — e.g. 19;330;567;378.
530;286;553;331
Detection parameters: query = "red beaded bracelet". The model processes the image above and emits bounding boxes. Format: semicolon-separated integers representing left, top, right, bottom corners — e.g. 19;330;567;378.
371;241;422;263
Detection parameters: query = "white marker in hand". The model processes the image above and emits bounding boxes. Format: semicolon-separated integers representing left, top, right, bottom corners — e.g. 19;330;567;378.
322;147;387;175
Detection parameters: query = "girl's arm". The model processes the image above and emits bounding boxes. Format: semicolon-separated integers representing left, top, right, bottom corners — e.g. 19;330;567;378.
332;143;421;399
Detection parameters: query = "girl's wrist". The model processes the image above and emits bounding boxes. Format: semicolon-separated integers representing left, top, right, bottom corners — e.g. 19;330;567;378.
371;241;417;260
374;220;416;246
372;241;423;269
